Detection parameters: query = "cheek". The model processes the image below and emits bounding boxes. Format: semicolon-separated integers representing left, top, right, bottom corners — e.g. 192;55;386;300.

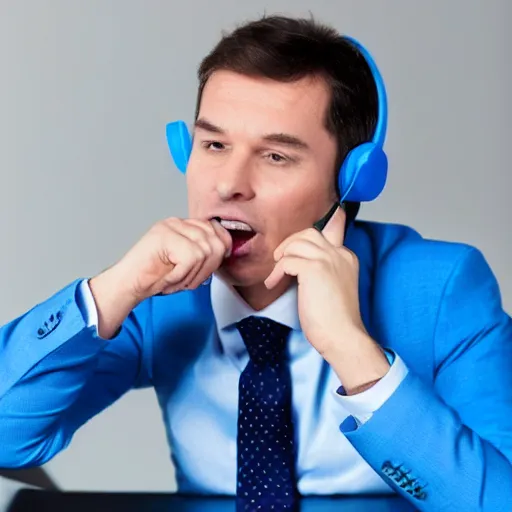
186;175;205;216
186;163;211;201
186;149;219;193
269;180;330;229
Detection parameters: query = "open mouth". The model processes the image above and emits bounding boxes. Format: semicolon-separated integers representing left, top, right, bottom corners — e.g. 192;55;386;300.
215;218;257;256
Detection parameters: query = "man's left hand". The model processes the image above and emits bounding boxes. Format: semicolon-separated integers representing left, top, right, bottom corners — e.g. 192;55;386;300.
264;205;390;394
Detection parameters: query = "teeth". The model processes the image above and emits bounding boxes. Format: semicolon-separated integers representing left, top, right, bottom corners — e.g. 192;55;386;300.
219;219;253;232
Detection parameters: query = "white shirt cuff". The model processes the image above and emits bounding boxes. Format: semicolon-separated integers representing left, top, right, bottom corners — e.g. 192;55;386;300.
78;278;99;329
333;350;409;426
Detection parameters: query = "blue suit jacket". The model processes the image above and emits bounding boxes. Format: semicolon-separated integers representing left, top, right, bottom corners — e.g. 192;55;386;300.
1;219;511;511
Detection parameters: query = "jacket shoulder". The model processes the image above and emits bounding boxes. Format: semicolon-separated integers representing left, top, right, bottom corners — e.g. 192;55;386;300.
354;220;484;377
355;219;477;276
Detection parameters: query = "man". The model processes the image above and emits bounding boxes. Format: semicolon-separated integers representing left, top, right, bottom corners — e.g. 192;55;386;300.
0;14;511;512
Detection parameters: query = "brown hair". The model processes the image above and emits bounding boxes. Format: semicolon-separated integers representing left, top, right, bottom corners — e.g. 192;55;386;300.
194;15;379;222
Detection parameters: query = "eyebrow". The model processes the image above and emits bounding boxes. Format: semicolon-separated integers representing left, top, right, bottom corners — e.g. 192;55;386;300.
194;118;310;151
195;118;225;134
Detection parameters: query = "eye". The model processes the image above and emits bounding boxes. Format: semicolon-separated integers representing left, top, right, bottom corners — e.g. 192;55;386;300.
265;152;288;164
202;141;225;152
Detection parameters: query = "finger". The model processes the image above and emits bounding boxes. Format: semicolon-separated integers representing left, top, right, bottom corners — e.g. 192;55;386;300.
179;259;205;289
184;218;216;236
158;259;199;294
164;221;227;290
279;239;326;261
210;218;233;257
264;256;307;289
321;205;346;248
163;230;208;270
186;218;232;255
187;265;215;289
184;247;226;289
160;248;213;293
273;228;325;262
173;222;215;258
187;218;232;258
171;229;225;289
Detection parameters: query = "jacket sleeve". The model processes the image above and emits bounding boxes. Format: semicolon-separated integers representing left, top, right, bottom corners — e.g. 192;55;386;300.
0;279;152;468
340;247;512;511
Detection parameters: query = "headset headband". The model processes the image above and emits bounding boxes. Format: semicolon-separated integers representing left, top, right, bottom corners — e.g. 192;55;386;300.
343;36;387;148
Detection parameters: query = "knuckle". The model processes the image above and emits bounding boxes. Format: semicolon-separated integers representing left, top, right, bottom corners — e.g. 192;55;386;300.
186;218;215;235
210;237;225;255
305;228;321;242
343;248;359;265
347;248;357;261
149;222;165;236
212;229;230;249
182;244;196;263
193;246;206;262
193;227;210;244
201;242;214;256
200;220;216;233
277;259;287;272
162;216;181;229
174;266;189;282
158;248;174;266
284;239;299;252
154;218;179;237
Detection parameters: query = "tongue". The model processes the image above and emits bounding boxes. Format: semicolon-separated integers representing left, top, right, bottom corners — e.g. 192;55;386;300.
230;230;254;252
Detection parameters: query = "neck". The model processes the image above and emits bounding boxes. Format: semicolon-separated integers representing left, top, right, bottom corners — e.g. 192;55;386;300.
235;276;293;311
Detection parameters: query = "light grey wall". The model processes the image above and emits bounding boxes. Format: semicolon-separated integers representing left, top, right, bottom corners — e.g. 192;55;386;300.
1;0;510;492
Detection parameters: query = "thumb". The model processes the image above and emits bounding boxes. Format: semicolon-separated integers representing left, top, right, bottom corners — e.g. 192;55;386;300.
321;204;346;248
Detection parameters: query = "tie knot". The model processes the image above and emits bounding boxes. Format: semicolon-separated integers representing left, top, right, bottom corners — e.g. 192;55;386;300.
236;316;291;366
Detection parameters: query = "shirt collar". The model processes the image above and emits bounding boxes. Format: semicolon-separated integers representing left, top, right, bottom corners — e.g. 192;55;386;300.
210;273;301;332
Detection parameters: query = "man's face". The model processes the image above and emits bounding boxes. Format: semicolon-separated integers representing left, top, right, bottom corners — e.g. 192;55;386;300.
186;70;340;287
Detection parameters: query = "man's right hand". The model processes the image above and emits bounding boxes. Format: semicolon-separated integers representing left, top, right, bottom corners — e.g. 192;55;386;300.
88;217;232;339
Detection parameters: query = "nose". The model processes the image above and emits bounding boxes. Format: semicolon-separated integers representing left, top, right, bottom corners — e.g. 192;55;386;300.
216;153;255;202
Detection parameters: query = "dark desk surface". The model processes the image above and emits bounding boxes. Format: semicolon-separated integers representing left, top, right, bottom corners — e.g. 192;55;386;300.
6;489;418;512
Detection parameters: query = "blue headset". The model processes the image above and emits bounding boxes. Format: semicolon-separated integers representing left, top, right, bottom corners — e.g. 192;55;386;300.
165;36;387;205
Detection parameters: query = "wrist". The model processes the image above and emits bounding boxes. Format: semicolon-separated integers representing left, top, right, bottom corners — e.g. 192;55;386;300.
322;329;391;395
90;264;139;308
89;264;140;339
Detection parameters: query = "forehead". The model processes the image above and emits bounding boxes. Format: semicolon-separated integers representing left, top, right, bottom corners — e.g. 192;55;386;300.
198;70;331;139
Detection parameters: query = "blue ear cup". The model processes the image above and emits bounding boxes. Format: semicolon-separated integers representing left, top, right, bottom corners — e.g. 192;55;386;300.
338;142;388;202
165;36;389;203
166;120;192;174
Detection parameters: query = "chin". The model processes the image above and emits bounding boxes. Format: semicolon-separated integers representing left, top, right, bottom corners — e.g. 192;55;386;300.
217;260;269;288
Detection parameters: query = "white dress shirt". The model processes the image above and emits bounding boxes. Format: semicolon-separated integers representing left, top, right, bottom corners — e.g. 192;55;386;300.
78;274;409;494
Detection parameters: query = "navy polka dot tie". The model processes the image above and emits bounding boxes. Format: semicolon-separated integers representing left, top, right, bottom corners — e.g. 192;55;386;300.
235;316;298;511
